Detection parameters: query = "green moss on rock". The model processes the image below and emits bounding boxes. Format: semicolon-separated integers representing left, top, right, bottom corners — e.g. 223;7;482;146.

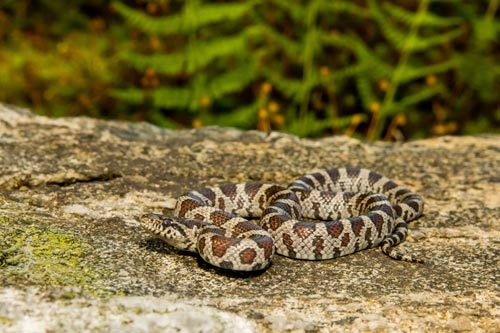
0;216;110;296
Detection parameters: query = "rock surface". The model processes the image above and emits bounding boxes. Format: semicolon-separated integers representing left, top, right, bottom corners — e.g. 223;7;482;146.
0;103;498;332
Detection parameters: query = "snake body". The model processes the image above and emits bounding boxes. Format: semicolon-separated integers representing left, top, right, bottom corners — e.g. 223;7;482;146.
141;168;424;271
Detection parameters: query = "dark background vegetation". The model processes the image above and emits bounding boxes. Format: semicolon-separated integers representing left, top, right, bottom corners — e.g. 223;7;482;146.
0;0;498;140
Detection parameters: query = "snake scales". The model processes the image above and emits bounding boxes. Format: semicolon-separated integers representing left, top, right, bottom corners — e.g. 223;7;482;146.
141;168;424;271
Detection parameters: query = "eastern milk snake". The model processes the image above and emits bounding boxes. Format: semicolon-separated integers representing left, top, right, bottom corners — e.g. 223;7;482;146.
141;168;424;271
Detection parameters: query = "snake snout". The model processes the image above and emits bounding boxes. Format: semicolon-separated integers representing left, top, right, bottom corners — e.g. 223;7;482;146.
140;214;197;251
140;213;173;233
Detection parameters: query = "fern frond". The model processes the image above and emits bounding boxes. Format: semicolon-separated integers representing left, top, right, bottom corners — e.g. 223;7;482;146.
152;87;192;110
120;32;249;75
253;24;303;61
110;88;145;104
403;27;464;52
371;0;464;52
321;64;365;84
262;68;296;99
113;1;257;34
319;30;354;49
320;31;393;80
182;1;258;33
205;102;259;128
208;62;257;99
285;112;333;137
319;1;370;17
185;33;249;73
382;2;463;27
112;1;181;34
263;68;316;103
386;84;446;116
397;58;459;84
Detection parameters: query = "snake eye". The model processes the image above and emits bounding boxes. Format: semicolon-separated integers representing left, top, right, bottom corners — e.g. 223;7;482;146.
160;217;174;229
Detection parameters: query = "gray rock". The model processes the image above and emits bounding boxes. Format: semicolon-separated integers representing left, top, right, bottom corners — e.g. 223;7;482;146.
0;103;498;332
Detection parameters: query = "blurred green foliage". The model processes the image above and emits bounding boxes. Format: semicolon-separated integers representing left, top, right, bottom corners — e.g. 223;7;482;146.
0;0;498;140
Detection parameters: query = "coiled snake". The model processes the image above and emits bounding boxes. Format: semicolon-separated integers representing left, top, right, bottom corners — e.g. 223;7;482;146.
141;168;424;271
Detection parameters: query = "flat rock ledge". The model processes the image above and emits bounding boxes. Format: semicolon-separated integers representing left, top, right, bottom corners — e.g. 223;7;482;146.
0;103;498;333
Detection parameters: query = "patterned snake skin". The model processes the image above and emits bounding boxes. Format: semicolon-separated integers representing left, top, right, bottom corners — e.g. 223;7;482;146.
141;168;424;271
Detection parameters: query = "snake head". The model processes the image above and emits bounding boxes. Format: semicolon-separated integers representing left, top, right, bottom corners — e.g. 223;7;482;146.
140;213;202;252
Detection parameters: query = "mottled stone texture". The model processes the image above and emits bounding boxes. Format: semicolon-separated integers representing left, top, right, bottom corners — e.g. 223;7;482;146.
1;103;498;332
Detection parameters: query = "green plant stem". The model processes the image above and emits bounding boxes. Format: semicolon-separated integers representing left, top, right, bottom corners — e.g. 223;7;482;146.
299;0;319;126
367;0;430;141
